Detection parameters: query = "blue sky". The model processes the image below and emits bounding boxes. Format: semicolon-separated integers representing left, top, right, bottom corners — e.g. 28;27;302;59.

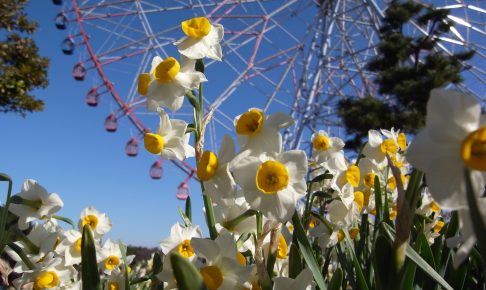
0;1;206;247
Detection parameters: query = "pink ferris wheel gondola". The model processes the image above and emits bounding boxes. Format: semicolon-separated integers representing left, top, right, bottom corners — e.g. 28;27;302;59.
53;0;485;198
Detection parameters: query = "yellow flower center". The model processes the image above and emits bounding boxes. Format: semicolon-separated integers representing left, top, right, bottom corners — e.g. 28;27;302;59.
144;133;165;154
354;191;364;212
337;230;345;242
255;160;289;194
107;282;119;290
461;127;486;171
82;215;99;230
389;206;398;220
181;17;211;39
138;73;150;95
345;165;360;187
429;201;441;213
313;134;330;151
390;155;404;168
236;109;264;136
236;252;246;266
104;255;120;270
349;228;359;240
74;238;82;253
434;221;445;233
178;240;195;258
308;219;318;229
197;151;219;181
380;139;398;155
363;189;371;207
34;271;59;289
200;266;223;290
397;132;407;150
153;57;180;83
387;174;406;190
363;172;376;188
277;234;288;259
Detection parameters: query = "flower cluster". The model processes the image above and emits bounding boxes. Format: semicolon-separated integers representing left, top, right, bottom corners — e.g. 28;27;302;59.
5;180;133;290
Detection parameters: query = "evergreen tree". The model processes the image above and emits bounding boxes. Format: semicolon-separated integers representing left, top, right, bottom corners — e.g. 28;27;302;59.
338;0;474;149
0;0;49;116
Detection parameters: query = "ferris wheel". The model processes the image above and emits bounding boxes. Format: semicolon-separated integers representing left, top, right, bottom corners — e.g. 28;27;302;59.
52;0;485;199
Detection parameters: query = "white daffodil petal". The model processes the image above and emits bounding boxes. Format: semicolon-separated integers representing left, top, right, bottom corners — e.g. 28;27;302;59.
427;89;481;141
266;112;294;129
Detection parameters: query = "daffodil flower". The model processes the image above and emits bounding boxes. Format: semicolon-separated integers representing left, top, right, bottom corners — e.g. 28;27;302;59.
273;268;314;290
9;179;64;230
175;17;224;61
144;108;195;161
311;130;345;164
363;129;399;168
233;150;307;222
55;229;83;266
78;207;112;239
197;135;237;204
191;233;251;290
407;89;486;209
12;252;76;290
138;56;207;112
232;109;294;165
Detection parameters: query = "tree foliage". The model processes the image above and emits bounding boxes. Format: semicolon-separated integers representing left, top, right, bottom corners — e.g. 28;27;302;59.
0;0;49;116
338;0;474;148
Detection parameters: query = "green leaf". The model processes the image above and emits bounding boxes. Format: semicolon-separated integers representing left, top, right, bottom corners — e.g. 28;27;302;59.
185;196;192;222
311;173;333;183
288;243;302;279
373;235;392;290
195;59;205;73
374;175;383;223
7;242;35;270
328;268;343;290
81;225;102;290
52;215;75;229
344;232;370;290
170;253;207;290
464;169;486;265
185;91;199;109
0;174;13;255
0;173;12;182
118;240;130;290
152;252;163;275
382;223;454;290
178;207;192;227
292;212;327;290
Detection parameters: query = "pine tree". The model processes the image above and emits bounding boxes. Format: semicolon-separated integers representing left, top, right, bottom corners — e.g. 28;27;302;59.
0;0;49;116
338;0;474;149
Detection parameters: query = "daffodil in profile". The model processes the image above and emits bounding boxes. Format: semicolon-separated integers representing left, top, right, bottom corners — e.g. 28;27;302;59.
175;17;224;61
138;56;207;112
407;89;486;210
233;150;307;222
144;108;195;161
197;135;237;205
9;179;64;230
363;129;399;167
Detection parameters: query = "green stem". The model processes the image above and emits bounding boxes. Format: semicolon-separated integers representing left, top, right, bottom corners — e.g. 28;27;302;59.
256;212;263;238
222;209;258;231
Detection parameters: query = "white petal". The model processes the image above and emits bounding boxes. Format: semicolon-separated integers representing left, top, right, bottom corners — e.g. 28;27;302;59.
427;89;481;142
162;137;186;161
367;130;383;147
266;112;294;129
157;109;172;136
218;135;236;164
175;71;207;91
232;156;261;191
191;238;219;260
